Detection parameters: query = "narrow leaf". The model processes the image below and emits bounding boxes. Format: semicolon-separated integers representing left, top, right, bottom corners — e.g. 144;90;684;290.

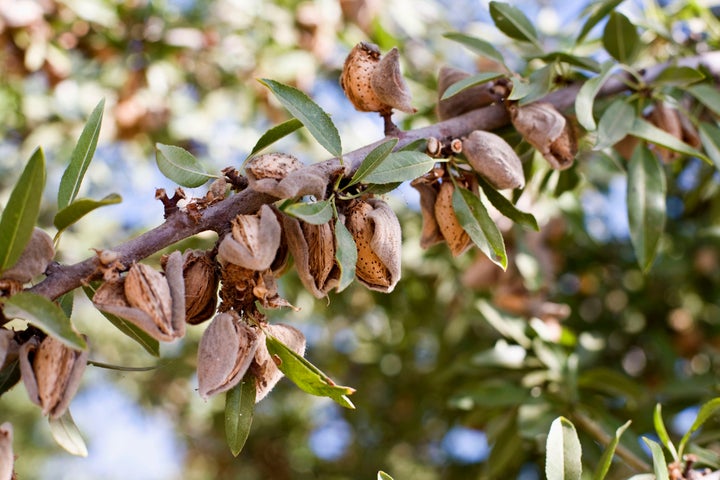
678;398;720;458
654;66;705;86
442;32;506;66
653;404;678;461
440;72;505;100
576;61;615;131
0;148;46;272
688;84;720;117
533;52;601;73
546;417;583;480
576;0;625;44
643;438;669;480
630;118;710;164
248;118;303;158
225;378;256;457
595;100;635;150
282;200;334;225
334;218;357;293
627;145;666;272
603;11;640;64
265;333;356;409
377;472;394;480
259;79;342;158
510;65;553;105
452;187;507;269
49;410;88;457
699;122;720;170
399;138;427;152
489;1;539;46
593;420;631;480
363;151;436;184
82;285;159;357
0;360;20;396
58;98;105;209
156;144;213;188
54;194;122;233
477;177;539;231
3;292;86;351
348;138;398;187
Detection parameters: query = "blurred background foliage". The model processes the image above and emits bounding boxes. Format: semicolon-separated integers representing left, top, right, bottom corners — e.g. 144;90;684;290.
1;0;720;479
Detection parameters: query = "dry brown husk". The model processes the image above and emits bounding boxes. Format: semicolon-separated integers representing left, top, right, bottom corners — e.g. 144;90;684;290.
0;228;54;283
436;66;498;120
410;173;444;248
434;180;475;256
371;47;415;114
217;204;282;271
0;422;12;480
245;153;331;200
509;102;577;170
178;250;218;325
463;130;525;190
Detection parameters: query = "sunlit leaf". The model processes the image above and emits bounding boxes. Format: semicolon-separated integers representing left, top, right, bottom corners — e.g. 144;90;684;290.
49;410;88;457
452;187;507;269
282;199;334;225
576;0;625;44
630;118;710;164
248;118;303;158
627;145;666;272
476;299;531;348
440;72;505;100
575;61;615;131
595;99;635;150
3;292;86;351
53;193;122;233
653;404;678;461
259;79;342;158
477;177;538;231
265;333;356;409
699;122;720;170
643;438;669;480
687;84;720;116
489;1;539;46
533;52;600;72
348;138;398;187
225;378;256;457
362;151;436;184
678;397;720;458
0;148;45;272
155;143;213;188
58;98;105;210
593;420;631;480
654;66;705;86
377;472;394;480
546;417;582;480
334;218;357;293
442;32;506;66
603;11;640;64
509;65;553;105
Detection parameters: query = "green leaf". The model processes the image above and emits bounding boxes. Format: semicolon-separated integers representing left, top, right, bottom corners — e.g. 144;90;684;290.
53;194;122;233
595;99;635;150
58;98;105;209
627;145;666;272
364;182;403;195
377;472;394;480
643;438;669;480
688;84;720;117
248;118;303;158
82;285;159;357
533;52;601;73
546;417;582;480
509;65;553;105
155;143;213;188
3;292;86;351
654;66;705;86
362;151;436;184
489;1;539;46
476;299;531;348
576;0;625;44
477;177;539;231
348;138;398;187
576;61;615;131
0;359;20;396
399;138;428;152
334;218;357;293
440;72;505;100
225;378;256;457
58;292;74;318
49;410;88;457
699;122;720;170
653;404;678;461
452;186;507;269
678;397;720;458
602;11;640;64
265;332;356;409
442;32;506;66
282;199;334;225
630;118;710;164
259;79;342;158
0;148;46;272
593;420;631;480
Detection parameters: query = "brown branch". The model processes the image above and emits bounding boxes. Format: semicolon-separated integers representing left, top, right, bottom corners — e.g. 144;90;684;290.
28;50;720;301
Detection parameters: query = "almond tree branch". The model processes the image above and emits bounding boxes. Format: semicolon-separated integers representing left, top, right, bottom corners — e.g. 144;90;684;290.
28;50;720;301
